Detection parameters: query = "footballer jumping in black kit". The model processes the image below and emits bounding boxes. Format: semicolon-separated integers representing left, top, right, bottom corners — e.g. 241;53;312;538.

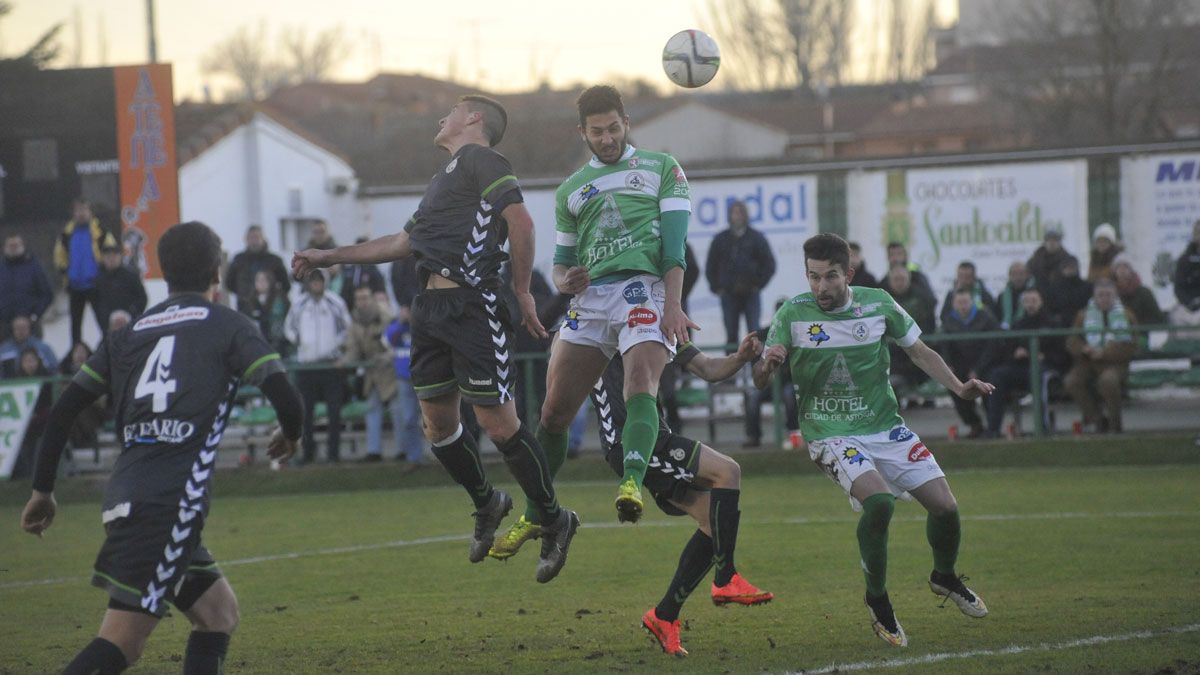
489;331;775;657
293;95;579;583
21;222;305;675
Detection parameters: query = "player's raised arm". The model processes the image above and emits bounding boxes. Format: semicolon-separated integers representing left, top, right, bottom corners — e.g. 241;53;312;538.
901;339;995;400
504;202;548;339
291;231;413;280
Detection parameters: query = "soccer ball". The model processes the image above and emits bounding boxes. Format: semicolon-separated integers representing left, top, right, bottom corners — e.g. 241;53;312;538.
662;29;721;88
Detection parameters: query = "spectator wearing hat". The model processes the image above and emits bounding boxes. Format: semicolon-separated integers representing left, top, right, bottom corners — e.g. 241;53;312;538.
53;199;108;345
1043;255;1093;325
93;236;147;331
1027;225;1074;290
1173;219;1200;327
1112;256;1165;326
1087;223;1123;282
0;233;54;341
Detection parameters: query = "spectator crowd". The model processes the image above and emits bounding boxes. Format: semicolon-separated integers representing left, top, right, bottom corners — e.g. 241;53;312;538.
5;200;1200;479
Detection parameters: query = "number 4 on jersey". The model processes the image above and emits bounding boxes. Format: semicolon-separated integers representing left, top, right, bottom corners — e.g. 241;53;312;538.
135;336;179;413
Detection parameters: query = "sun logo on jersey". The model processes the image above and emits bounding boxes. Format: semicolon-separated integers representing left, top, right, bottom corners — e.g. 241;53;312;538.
580;183;599;201
808;324;830;344
843;447;867;466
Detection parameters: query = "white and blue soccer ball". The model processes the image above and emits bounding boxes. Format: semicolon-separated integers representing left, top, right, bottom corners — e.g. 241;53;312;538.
662;29;721;89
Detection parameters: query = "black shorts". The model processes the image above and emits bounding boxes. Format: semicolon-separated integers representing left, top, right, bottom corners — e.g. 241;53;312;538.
92;502;222;618
606;432;705;517
410;287;517;406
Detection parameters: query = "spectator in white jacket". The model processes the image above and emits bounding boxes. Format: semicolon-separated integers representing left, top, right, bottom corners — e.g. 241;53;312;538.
285;270;351;463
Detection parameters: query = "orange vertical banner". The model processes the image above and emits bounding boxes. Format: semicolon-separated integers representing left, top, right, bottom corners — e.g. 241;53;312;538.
113;63;179;279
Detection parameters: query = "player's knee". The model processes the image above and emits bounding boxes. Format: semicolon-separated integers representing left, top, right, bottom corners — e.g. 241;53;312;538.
190;597;239;634
927;498;958;517
537;401;572;433
704;452;741;488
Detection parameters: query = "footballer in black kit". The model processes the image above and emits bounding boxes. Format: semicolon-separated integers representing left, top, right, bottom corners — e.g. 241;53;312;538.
292;94;579;584
21;222;305;675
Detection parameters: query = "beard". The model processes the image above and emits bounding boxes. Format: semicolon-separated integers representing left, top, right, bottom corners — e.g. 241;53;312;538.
586;136;626;165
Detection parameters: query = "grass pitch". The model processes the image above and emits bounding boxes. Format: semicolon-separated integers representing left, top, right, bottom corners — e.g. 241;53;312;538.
2;434;1199;673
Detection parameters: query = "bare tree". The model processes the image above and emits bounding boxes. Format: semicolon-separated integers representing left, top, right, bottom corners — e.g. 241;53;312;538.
991;0;1200;144
0;0;63;72
280;26;349;83
703;0;943;91
202;23;351;101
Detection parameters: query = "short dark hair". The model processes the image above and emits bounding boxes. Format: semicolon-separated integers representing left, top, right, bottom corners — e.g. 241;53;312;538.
887;242;905;250
804;233;851;274
159;221;222;293
953;287;973;297
958;261;976;271
848;242;863;253
459;95;508;146
577;85;625;127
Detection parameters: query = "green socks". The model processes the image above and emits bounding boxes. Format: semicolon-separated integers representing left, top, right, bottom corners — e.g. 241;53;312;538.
523;426;569;524
857;493;896;598
927;509;961;575
620;393;659;487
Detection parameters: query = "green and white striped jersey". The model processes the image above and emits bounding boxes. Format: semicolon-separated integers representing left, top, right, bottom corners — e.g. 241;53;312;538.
554;145;690;280
765;287;922;441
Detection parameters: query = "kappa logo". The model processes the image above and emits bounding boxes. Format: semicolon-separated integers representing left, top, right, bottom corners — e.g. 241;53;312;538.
622;280;649;305
808;324;830;344
889;426;915;442
624;451;646;465
627;307;658;328
843;447;868;466
580;183;599;201
908;442;932;462
564;309;580;331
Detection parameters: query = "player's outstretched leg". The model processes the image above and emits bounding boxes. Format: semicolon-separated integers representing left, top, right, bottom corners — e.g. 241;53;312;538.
913;477;988;618
489;424;569;560
927;509;988;617
701;452;772;606
616;392;658;523
428;422;502;562
645;529;713;657
488;418;579;583
859;493;905;646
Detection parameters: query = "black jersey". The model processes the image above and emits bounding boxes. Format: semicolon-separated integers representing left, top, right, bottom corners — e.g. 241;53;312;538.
403;143;523;289
591;343;701;453
74;294;285;515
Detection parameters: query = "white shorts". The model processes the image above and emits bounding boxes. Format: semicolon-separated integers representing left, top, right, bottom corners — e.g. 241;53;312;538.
558;274;675;359
808;425;945;511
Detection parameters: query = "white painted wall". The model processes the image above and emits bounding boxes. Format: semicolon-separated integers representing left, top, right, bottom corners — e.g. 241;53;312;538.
636;102;788;164
179;112;358;264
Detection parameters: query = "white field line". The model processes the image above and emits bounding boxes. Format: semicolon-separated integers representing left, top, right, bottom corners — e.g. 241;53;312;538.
794;623;1200;674
2;509;1197;591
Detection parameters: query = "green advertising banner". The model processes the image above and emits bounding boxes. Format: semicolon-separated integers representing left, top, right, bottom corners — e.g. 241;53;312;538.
0;381;40;479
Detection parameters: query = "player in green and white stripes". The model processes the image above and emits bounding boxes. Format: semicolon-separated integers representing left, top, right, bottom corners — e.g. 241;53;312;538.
754;233;992;648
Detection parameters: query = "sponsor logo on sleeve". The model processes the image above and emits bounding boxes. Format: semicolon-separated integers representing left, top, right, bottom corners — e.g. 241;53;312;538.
908;442;931;462
622;280;649;304
889;426;915;442
671;165;688;185
627;307;658;328
669;447;686;461
445;157;459;173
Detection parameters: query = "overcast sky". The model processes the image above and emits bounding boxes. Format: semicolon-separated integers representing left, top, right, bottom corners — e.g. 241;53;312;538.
2;0;956;100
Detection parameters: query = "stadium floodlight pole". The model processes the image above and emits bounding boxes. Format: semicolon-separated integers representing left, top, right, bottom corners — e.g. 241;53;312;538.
146;0;158;63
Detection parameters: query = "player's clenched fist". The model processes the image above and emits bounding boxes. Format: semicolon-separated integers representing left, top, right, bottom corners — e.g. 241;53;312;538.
267;428;298;461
